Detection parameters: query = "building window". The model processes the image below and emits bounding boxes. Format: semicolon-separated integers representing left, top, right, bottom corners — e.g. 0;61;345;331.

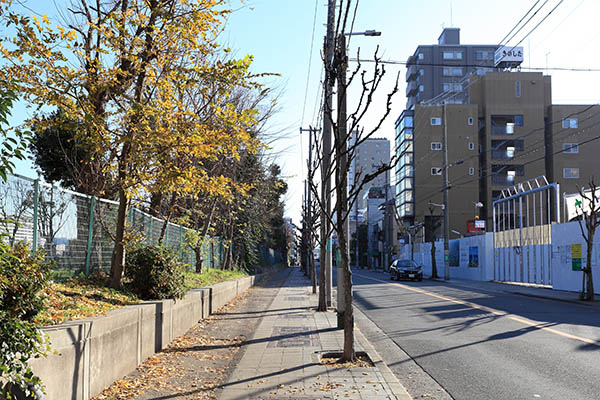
418;53;424;60
469;167;475;176
563;168;580;179
476;51;494;60
514;115;524;126
443;82;462;92
443;51;463;60
431;167;442;176
468;117;473;125
515;81;521;98
443;67;463;76
562;118;578;129
419;69;424;76
419;85;424;92
468;142;475;150
431;117;441;125
563;143;579;153
431;142;442;150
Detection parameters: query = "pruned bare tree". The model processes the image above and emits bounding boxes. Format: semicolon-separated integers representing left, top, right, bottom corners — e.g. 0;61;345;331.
308;0;400;362
575;178;599;301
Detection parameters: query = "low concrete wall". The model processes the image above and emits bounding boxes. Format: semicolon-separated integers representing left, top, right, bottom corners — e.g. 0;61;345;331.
29;273;265;400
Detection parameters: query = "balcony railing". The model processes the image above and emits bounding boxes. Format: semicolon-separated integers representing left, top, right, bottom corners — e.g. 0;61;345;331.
406;64;417;81
491;150;516;160
406;81;418;97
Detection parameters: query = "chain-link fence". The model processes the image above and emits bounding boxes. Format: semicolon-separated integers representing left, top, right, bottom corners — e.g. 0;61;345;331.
0;173;226;278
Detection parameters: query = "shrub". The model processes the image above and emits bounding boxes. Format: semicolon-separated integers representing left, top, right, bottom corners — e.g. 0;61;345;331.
125;244;186;300
0;242;51;399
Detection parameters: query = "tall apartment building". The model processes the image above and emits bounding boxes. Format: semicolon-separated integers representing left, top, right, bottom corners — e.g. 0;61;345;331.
396;70;600;235
349;137;390;215
395;104;479;237
405;28;500;109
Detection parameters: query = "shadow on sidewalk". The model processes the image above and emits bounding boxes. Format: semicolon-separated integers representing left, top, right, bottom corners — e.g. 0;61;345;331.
164;326;339;353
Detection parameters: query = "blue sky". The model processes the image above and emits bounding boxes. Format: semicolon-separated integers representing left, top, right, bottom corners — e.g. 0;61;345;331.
7;0;600;225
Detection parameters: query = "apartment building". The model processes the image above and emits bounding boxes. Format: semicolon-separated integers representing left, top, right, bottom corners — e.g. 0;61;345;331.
405;27;500;109
349;137;390;215
395;104;479;237
396;70;600;235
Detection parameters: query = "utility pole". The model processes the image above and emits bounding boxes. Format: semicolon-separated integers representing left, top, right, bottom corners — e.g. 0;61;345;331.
354;130;360;269
300;126;317;293
441;102;450;280
321;0;335;308
383;184;389;271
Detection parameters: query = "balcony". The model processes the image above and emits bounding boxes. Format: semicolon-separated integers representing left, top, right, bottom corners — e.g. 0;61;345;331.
406;81;418;97
406;64;418;81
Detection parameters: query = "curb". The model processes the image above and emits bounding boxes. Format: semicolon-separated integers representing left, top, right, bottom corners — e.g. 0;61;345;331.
329;286;412;399
354;319;413;400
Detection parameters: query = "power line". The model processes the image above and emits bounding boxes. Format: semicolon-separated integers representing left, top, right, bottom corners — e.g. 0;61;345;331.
502;0;549;47
501;0;565;63
300;0;320;126
497;0;544;46
349;58;600;72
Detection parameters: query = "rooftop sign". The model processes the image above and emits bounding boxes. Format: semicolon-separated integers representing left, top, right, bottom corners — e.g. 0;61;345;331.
494;46;524;67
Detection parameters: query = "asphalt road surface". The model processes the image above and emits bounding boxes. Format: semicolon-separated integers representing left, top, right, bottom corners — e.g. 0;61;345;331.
347;268;600;400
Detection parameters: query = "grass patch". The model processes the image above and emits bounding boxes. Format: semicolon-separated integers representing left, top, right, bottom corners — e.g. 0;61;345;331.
36;268;249;326
183;268;247;290
35;279;139;326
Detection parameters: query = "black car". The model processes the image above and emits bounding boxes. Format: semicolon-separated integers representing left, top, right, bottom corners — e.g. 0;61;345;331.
390;259;423;281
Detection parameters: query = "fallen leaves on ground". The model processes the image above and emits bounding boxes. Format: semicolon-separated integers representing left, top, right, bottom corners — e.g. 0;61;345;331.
35;279;139;326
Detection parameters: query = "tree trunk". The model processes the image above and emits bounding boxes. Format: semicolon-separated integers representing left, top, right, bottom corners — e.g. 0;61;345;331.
149;192;163;217
158;193;177;244
317;239;327;311
110;187;129;288
311;246;317;294
585;228;595;300
431;236;438;279
195;249;203;274
340;232;355;362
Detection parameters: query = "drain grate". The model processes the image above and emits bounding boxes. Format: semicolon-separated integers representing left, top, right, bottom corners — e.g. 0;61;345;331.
267;326;320;348
285;296;306;301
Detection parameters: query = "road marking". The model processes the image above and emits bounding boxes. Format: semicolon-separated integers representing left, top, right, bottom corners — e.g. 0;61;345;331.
355;272;600;348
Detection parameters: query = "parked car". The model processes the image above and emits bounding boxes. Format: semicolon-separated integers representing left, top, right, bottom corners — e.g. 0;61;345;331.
389;259;423;281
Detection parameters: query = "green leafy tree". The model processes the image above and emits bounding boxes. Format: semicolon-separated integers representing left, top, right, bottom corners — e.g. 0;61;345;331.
0;81;28;182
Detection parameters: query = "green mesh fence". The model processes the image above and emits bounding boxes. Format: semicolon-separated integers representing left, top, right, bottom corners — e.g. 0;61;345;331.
0;173;225;277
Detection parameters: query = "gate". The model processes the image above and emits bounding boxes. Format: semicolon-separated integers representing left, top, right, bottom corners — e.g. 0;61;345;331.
492;176;560;285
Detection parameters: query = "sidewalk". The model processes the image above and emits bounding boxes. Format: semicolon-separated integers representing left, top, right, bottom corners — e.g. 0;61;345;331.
219;267;411;400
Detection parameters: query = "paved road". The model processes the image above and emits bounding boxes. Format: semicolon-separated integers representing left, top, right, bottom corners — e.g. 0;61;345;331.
348;268;600;400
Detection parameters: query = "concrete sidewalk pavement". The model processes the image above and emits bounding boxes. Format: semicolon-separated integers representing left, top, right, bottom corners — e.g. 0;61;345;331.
219;267;411;400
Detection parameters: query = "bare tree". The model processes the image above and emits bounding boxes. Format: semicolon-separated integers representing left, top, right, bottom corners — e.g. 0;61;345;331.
0;178;33;246
309;0;400;362
575;179;599;301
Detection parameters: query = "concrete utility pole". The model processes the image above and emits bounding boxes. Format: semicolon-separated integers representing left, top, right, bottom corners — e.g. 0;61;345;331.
442;102;450;280
321;0;335;307
354;131;360;269
300;126;317;293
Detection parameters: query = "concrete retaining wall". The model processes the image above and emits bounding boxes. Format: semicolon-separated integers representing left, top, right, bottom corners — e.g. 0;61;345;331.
29;273;262;400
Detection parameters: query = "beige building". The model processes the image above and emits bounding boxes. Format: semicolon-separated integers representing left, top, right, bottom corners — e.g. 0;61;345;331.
349;136;390;218
395;71;600;238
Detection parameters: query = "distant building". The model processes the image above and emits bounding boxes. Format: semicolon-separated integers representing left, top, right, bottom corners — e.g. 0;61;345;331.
349;136;390;217
395;70;600;238
405;27;502;109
